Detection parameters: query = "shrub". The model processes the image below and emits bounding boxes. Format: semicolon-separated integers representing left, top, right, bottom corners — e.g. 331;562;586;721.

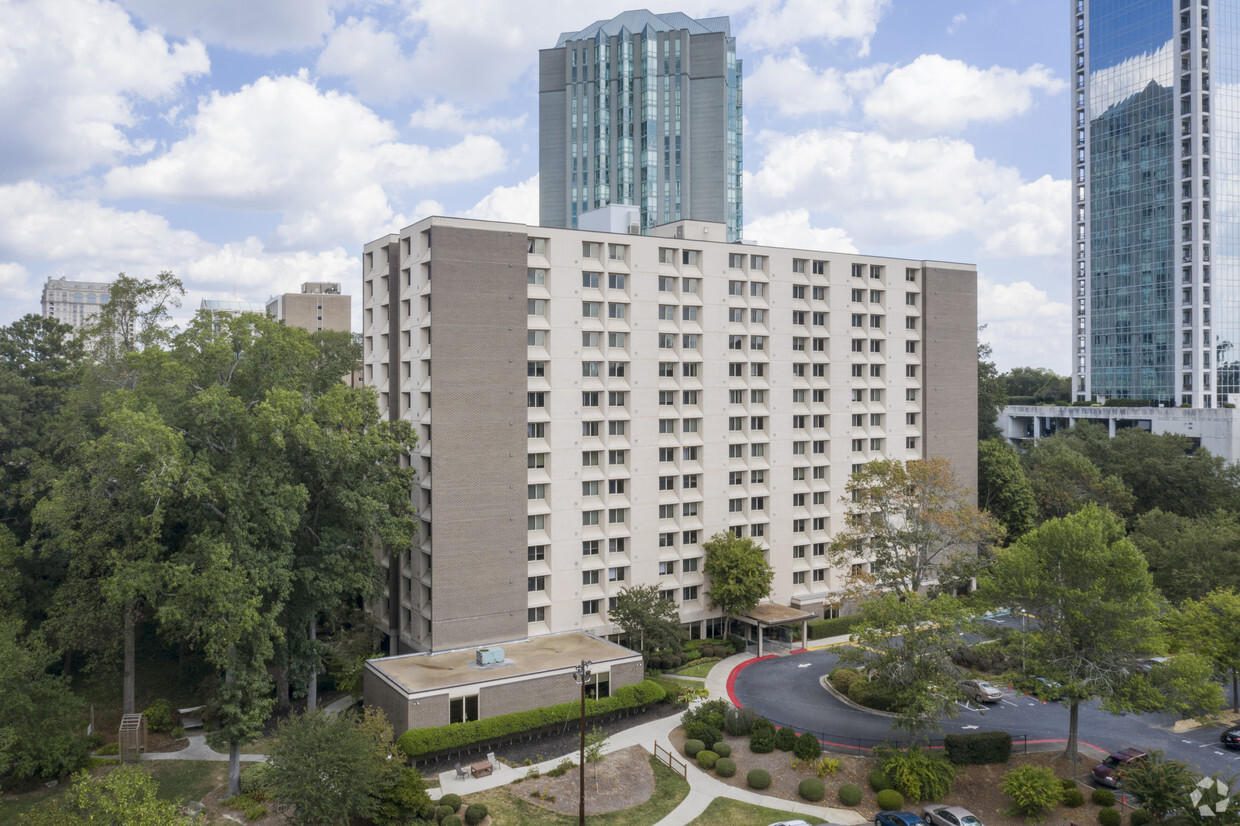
830;667;862;695
397;679;666;758
839;783;864;806
684;739;705;758
171;726;185;739
1093;788;1117;807
1062;787;1086;807
1001;765;1062;821
439;793;463;811
944;731;1013;765
434;804;456;821
799;778;826;802
876;789;905;810
815;756;841;777
1099;809;1122;826
806;614;865;639
849;678;899;712
1131;811;1153;826
86;732;105;750
97;742;120;756
697;750;719;769
750;719;775;754
869;769;895;792
686;723;723;748
143;699;175;733
877;746;957;801
774;726;798;751
747;769;772;790
464;803;488;825
794;731;823;761
723;706;756;736
713;741;730;757
442;816;463;826
240;763;274;795
715;758;737;777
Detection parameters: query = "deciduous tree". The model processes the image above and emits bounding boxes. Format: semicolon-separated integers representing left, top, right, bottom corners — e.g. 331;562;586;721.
703;532;774;630
0;619;87;779
609;584;684;656
19;766;186;825
978;439;1036;541
978;332;1006;441
1130;511;1240;604
1021;438;1134;522
1175;589;1240;712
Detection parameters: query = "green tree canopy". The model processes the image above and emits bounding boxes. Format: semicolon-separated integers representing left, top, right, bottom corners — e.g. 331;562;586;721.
609;584;685;656
19;766;188;826
978;331;1006;441
1002;366;1070;402
1130;511;1240;604
0;618;87;779
977;439;1036;542
1021;438;1134;522
703;531;774;625
1174;588;1240;712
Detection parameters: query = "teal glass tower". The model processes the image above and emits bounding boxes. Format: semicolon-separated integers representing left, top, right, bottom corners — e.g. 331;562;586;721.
1075;0;1239;407
539;11;743;242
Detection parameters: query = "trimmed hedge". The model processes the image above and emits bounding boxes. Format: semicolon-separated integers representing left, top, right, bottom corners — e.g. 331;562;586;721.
397;680;665;758
829;667;862;695
794;731;822;761
1062;787;1085;807
697;750;719;769
944;731;1013;765
799;778;826;802
869;770;895;792
1131;810;1153;826
1093;788;1117;807
684;739;705;758
1100;809;1121;826
434;804;456;821
723;706;756;736
750;719;775;754
713;742;731;758
715;758;737;777
747;769;772;790
442;816;463;826
876;789;905;811
774;726;798;751
805;615;865;639
240;763;273;795
439;794;463;811
464;803;489;825
839;783;864;806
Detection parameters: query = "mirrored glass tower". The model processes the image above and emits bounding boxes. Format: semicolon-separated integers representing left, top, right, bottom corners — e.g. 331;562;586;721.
539;10;743;242
1075;0;1240;407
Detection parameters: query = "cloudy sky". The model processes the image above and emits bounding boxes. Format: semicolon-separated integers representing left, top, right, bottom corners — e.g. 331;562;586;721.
0;0;1068;372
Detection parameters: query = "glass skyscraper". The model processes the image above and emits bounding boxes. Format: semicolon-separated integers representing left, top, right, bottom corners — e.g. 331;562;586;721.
1076;0;1240;407
539;10;743;242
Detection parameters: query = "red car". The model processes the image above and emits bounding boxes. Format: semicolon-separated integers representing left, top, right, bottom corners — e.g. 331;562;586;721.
1092;748;1148;788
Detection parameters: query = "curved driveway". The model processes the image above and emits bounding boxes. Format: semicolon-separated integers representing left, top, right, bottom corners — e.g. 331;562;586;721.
729;647;1240;778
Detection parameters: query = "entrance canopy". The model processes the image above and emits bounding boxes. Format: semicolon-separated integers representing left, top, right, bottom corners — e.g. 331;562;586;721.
737;603;817;657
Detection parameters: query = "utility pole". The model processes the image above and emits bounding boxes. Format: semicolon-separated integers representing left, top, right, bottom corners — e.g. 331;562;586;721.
573;660;592;826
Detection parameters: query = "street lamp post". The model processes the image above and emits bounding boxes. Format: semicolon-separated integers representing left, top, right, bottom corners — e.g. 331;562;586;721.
573;660;592;826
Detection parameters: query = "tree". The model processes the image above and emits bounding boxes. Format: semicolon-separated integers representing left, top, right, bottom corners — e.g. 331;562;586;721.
0;619;88;779
978;332;1006;441
267;709;397;825
838;592;966;742
609;584;685;656
829;458;1002;594
1121;752;1199;821
81;271;183;388
703;531;774;630
1175;589;1240;712
1002;367;1070;403
1084;429;1239;519
1022;438;1134;522
978;505;1164;756
1130;511;1240;604
19;766;188;826
978;439;1037;542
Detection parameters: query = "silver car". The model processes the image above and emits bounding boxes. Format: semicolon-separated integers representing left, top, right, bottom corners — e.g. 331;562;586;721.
924;806;983;826
959;679;1004;703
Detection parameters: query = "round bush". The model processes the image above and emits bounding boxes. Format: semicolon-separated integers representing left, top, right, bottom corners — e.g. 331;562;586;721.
774;726;798;751
715;758;737;777
830;667;861;694
1131;810;1153;826
143;699;175;732
794;731;822;761
684;738;705;758
747;769;773;790
1099;808;1122;826
1093;788;1117;807
869;769;895;792
1062;787;1086;808
434;804;456;822
464;803;488;825
697;750;719;769
799;777;826;802
442;816;463;826
712;741;731;758
750;727;775;754
839;783;864;806
876;789;905;811
439;793;463;811
240;763;274;795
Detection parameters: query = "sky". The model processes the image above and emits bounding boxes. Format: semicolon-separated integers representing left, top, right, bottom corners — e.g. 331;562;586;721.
0;0;1069;373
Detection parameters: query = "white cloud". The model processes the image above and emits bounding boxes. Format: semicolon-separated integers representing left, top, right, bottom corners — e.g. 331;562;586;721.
947;13;967;35
0;0;208;181
747;129;1066;257
316;16;416;103
864;55;1065;135
744;209;857;253
979;275;1070;372
462;175;539;225
409;102;527;134
117;0;334;54
743;50;852;116
742;0;890;55
101;72;508;248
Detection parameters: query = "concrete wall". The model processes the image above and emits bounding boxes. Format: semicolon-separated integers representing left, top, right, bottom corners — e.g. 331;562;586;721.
538;48;567;229
362;668;447;733
922;264;979;489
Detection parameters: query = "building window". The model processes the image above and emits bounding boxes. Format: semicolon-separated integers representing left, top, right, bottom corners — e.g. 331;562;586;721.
583;271;601;288
682;586;699;601
528;575;546;591
583;599;600;615
528;545;546;561
528;606;545;622
527;484;546;501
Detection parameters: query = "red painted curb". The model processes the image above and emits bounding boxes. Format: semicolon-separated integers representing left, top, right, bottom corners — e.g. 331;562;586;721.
725;654;777;706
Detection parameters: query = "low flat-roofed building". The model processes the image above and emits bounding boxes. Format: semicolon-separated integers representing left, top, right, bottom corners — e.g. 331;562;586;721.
363;631;643;736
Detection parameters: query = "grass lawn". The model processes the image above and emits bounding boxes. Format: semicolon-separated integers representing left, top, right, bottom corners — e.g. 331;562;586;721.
466;755;689;825
0;783;62;822
144;761;227;804
674;658;721;678
685;797;814;825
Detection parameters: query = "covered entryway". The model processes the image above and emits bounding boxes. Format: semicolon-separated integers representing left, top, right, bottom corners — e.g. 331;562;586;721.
735;603;816;657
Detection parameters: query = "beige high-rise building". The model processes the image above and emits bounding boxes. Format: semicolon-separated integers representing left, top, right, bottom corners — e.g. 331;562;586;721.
363;215;978;655
41;276;113;330
266;281;351;333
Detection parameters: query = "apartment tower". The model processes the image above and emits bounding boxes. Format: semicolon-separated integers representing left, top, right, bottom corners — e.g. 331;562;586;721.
266;281;352;333
1074;0;1240;407
40;276;112;330
539;10;743;241
362;217;977;654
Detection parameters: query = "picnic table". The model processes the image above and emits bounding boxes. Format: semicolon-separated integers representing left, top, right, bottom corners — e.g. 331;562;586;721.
470;759;493;778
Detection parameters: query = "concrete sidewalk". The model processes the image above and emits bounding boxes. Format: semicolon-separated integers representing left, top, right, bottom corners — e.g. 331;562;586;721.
142;734;267;763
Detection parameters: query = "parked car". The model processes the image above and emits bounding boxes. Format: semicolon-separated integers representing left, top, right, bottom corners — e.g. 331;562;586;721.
768;821;827;826
959;679;1004;703
923;805;983;826
1092;748;1149;788
1221;724;1240;750
877;812;928;826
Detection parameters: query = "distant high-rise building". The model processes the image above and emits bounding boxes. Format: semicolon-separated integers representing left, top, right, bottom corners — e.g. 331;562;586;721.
1075;0;1240;407
539;10;743;241
41;276;112;330
266;281;351;333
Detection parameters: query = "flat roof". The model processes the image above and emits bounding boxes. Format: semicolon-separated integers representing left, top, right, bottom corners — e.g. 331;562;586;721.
366;632;641;697
742;603;817;625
